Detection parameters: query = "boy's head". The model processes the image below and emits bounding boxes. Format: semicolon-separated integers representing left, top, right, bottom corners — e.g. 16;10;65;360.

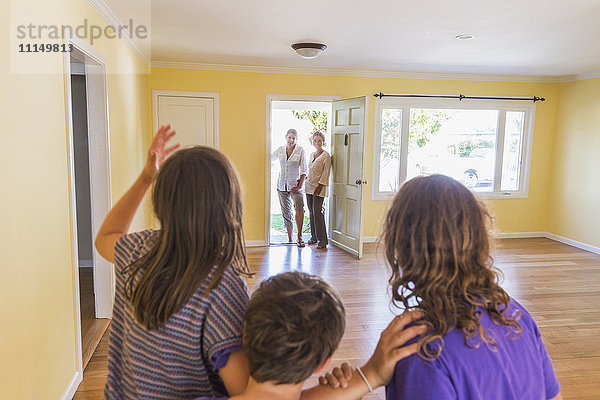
244;272;346;385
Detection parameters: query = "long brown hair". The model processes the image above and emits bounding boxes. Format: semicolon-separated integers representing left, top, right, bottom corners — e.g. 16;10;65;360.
383;174;521;359
125;146;250;330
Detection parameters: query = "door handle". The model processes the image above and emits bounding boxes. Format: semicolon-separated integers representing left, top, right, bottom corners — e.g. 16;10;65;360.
355;179;368;185
344;134;348;146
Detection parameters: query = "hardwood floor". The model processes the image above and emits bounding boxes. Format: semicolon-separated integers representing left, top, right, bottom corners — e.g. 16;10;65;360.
74;238;600;399
79;268;111;369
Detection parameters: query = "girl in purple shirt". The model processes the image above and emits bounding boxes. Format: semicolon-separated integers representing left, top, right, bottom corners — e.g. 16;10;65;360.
380;174;562;400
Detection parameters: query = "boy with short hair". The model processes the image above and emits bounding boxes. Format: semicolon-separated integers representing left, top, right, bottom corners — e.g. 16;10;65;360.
196;271;424;400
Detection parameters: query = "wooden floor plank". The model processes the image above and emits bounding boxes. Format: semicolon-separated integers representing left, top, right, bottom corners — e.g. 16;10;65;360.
79;268;111;369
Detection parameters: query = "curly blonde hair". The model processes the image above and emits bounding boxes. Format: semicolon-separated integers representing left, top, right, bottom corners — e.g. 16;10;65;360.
383;174;521;360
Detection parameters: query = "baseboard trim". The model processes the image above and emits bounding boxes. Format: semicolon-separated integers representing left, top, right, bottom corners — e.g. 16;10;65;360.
544;232;600;255
365;231;599;255
367;233;547;241
248;233;599;254
495;232;600;255
495;232;546;239
245;240;267;247
62;370;83;400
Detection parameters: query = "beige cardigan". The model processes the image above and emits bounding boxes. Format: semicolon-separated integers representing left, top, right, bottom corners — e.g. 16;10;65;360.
305;150;331;197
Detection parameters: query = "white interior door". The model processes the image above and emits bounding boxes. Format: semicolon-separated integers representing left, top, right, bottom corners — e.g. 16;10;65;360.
156;95;216;148
330;97;367;258
84;63;114;319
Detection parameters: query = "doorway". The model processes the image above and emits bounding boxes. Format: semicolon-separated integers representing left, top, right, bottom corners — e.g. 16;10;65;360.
64;29;113;384
267;97;335;245
69;57;110;369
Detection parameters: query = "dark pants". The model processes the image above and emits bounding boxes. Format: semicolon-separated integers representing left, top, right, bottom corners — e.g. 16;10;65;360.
306;194;328;246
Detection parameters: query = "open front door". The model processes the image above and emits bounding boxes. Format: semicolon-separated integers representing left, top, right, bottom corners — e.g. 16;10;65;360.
329;97;367;258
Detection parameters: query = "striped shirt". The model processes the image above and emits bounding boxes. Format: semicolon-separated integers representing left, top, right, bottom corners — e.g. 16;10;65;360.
104;230;249;399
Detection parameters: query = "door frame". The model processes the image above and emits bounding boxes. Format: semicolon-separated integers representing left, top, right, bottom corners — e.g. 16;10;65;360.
329;96;370;258
152;90;220;149
63;27;112;393
264;94;340;246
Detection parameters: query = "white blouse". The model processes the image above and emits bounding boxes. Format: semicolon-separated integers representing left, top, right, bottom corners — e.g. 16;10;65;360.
271;145;308;192
305;150;331;197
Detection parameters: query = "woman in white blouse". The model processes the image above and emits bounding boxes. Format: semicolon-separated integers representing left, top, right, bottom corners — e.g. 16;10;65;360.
271;128;308;246
305;131;331;249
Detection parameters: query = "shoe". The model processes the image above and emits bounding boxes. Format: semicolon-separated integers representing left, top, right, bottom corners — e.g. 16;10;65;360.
307;239;317;245
297;238;305;247
317;245;327;249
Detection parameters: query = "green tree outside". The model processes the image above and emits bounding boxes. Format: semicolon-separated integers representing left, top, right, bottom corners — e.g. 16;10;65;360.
291;110;328;142
380;108;451;162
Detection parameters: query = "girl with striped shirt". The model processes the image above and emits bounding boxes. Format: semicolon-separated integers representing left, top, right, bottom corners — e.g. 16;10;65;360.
95;125;251;399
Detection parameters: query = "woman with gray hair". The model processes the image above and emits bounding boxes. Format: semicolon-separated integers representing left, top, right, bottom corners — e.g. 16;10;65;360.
305;131;331;249
271;128;308;246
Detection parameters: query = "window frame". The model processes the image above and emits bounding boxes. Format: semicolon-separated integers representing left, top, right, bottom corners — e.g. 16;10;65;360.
372;96;536;200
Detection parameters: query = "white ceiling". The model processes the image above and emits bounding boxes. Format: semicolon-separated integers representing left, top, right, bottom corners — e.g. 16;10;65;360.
105;0;600;78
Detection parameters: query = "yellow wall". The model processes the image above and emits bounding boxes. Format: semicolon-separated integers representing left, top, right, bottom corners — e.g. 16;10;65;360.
150;68;559;240
0;0;149;397
547;77;600;248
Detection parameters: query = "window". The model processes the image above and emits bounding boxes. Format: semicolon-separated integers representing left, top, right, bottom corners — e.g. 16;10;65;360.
373;97;535;199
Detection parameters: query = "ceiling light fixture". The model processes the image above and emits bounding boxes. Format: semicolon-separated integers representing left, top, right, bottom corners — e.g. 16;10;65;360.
291;42;327;59
455;34;476;40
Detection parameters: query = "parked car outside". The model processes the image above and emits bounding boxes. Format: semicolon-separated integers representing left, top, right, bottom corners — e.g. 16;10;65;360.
458;147;495;188
411;147;496;189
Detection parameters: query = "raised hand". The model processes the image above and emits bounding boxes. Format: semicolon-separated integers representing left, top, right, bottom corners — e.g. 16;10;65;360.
96;124;179;263
361;311;426;388
316;311;425;393
142;124;180;181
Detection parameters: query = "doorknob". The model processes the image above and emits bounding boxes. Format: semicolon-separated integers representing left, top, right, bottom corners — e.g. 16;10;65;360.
355;179;362;185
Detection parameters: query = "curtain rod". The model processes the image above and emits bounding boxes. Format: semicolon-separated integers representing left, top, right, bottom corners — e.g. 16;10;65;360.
373;92;545;102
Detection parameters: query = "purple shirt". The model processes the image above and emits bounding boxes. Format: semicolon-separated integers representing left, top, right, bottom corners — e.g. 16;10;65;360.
386;299;560;400
195;398;226;400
